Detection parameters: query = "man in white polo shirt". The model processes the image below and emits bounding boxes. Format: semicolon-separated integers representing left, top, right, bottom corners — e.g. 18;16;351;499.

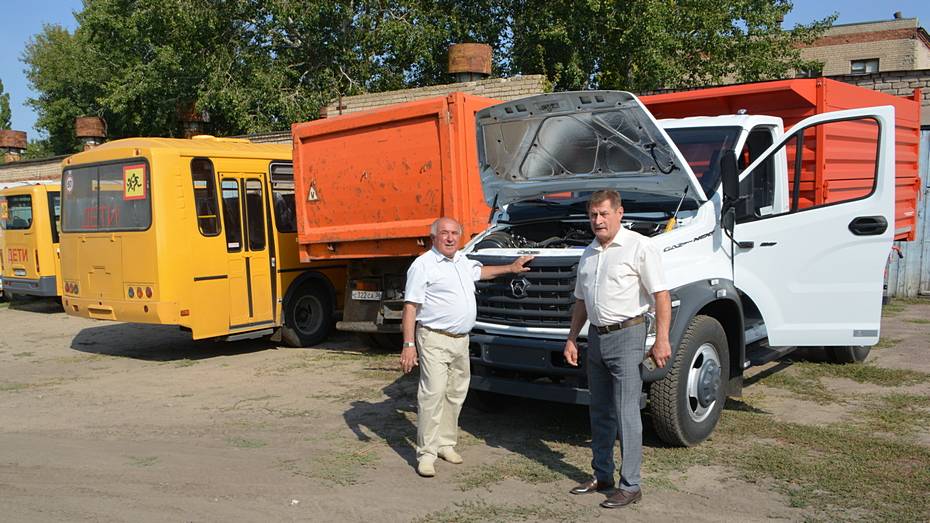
564;189;671;509
401;216;532;477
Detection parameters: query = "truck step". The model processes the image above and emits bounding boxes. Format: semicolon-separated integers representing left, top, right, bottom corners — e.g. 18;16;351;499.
744;342;797;368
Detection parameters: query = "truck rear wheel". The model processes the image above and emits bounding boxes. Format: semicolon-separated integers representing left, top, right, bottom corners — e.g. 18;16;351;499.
649;315;729;447
826;346;870;364
282;283;333;347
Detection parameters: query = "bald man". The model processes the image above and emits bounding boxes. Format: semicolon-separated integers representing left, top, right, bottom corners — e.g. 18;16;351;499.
401;217;532;477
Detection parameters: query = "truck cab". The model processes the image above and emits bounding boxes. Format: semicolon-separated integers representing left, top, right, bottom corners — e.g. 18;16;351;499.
464;91;896;446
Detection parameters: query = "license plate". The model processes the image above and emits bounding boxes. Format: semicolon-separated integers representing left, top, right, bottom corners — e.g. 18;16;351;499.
351;290;383;301
14;269;26;277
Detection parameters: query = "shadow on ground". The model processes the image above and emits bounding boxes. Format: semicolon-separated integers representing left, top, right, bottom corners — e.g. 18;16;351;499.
6;295;64;314
341;371;695;482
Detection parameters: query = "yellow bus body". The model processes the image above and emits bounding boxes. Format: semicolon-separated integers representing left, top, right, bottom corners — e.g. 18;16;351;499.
0;182;63;298
59;137;345;345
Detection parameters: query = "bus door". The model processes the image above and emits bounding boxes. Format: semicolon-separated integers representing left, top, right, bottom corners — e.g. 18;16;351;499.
220;175;274;330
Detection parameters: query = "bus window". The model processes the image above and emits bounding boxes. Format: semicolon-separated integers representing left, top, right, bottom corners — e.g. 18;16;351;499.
270;162;296;233
191;159;220;236
0;194;33;230
61;161;151;232
245;179;266;251
47;192;61;243
221;179;242;252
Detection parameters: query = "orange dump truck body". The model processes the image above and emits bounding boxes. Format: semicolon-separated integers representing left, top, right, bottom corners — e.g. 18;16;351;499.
642;78;922;241
292;93;499;262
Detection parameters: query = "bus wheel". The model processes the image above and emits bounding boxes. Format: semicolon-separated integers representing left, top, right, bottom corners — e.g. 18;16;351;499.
282;283;332;347
649;315;729;447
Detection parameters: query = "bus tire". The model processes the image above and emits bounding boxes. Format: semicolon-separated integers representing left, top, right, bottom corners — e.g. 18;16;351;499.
826;346;870;364
649;315;729;447
281;282;333;347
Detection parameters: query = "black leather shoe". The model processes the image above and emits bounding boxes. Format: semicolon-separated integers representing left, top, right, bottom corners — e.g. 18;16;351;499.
570;478;614;495
600;488;642;508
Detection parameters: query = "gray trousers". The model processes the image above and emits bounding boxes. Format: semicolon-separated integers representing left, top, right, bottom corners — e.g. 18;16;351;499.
587;322;646;492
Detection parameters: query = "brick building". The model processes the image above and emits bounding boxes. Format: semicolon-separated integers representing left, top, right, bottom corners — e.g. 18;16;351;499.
799;15;930;76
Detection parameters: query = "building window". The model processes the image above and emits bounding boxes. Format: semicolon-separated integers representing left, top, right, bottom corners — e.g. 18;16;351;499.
850;59;879;75
797;66;822;78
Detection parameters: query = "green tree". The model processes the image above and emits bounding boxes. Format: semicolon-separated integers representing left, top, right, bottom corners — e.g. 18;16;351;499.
508;0;833;91
22;0;831;155
0;78;11;130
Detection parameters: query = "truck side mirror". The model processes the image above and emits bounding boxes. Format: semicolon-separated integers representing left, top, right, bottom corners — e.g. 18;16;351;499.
720;150;739;204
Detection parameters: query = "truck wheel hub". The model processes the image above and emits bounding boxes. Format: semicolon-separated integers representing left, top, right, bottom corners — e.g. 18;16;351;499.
697;359;720;408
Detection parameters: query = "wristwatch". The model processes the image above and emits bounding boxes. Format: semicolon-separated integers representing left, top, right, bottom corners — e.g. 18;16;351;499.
403;342;416;348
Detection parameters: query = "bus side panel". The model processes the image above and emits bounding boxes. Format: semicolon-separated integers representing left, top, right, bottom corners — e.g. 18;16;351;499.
190;278;231;338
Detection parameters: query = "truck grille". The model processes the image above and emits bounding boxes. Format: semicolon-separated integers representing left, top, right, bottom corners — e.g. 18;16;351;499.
469;254;578;328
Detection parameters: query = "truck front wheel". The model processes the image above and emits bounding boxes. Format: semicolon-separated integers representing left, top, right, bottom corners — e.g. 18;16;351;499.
826;346;870;364
649;315;729;447
282;283;333;347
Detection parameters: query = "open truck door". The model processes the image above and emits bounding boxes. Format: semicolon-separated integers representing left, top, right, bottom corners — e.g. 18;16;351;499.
727;106;895;347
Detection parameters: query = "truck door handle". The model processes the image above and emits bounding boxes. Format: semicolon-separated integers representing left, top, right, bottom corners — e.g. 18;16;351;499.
737;241;754;249
848;216;887;236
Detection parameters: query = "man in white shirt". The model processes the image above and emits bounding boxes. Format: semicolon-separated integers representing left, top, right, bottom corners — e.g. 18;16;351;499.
563;189;671;509
401;217;532;477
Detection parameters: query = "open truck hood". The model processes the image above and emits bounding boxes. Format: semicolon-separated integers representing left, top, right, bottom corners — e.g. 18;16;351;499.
476;91;705;207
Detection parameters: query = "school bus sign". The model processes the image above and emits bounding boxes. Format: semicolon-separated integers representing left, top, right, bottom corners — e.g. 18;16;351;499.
123;164;146;200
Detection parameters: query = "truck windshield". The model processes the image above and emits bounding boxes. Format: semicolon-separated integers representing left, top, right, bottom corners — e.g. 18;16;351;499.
664;126;740;196
62;160;152;232
0;194;33;230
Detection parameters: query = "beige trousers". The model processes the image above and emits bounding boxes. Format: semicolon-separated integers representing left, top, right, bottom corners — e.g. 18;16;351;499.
415;327;471;460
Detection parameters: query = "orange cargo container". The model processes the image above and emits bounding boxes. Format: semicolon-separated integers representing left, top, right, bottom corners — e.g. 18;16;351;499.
641;78;922;241
291;93;500;342
292;93;499;262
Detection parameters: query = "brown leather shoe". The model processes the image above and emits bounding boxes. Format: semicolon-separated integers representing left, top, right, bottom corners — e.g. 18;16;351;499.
600;488;642;508
570;478;614;495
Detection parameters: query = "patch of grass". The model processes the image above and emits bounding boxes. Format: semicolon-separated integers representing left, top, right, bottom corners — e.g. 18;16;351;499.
891;297;930;305
127;456;159;467
0;301;8;309
717;406;930;521
260;349;398;376
756;370;838;404
857;393;930;436
413;500;588;523
644;444;718;475
0;378;75;392
882;302;906;315
226;436;267;449
309;385;384;403
12;352;34;358
904;318;930;325
873;337;902;349
796;361;930;387
457;454;561;491
299;444;381;486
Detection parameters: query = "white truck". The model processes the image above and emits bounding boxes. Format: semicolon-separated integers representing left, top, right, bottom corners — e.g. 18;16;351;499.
463;89;902;446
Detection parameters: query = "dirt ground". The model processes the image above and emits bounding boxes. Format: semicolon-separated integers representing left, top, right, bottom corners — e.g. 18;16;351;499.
1;297;929;522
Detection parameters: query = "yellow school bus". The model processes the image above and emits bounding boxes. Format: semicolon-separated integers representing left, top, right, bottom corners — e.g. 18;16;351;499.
59;136;345;345
0;182;63;299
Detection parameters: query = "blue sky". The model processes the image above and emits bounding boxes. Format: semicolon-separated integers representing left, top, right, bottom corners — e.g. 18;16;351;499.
1;1;928;139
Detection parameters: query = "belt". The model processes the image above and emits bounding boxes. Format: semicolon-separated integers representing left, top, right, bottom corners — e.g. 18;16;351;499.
419;324;468;338
594;315;645;335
